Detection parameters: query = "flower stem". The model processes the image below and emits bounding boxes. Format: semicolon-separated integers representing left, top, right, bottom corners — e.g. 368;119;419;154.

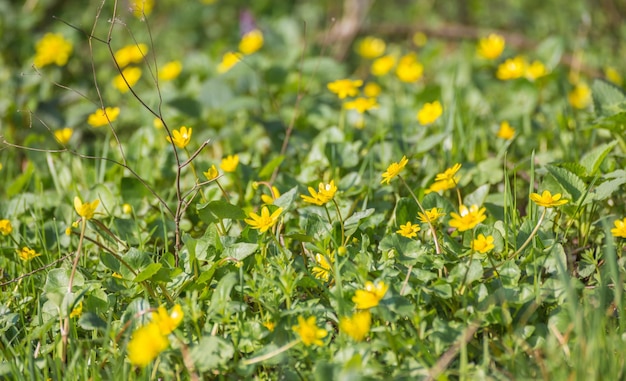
398;175;441;254
509;207;547;259
241;340;300;365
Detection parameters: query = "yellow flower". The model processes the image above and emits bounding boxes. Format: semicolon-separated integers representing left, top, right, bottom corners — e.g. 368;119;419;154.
158;60;182;81
356;36;386;59
413;32;428;47
363;83;382;98
130;0;154;18
311;251;334;282
112;272;123;279
220;154;239;172
477;33;505;60
17;247;41;261
340;310;371;342
418;208;445;224
166;126;192;149
568;83;591;109
113;67;142;93
371;55;396;76
127;322;169;368
153;118;164;129
74;197;100;220
152;304;184;335
397;221;420;238
471;234;495;254
530;190;569;208
217;51;241;73
327;79;363;99
292;316;327;346
0;219;13;236
261;186;281;205
88;107;120;128
122;204;132;214
301;180;337;206
344;97;379;114
496;56;527;80
203;165;219;180
449;205;487;232
353;281;388;309
416;100;443;125
114;43;148;68
611;218;626;238
425;163;460;194
605;67;623;86
395;53;423;83
262;321;275;332
54;128;73;145
436;163;461;183
239;29;264;55
381;155;409;185
69;301;83;319
497;121;515;140
245;206;283;233
525;60;547;81
34;33;72;67
65;227;72;236
426;178;456;194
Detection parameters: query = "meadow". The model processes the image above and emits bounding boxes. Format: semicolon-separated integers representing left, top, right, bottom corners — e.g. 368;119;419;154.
1;0;626;379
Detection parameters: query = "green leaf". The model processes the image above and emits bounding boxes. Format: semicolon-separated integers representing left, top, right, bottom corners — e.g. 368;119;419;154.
395;197;418;225
379;234;426;264
7;161;34;197
78;312;107;331
43;269;84;307
344;208;375;237
273;187;298;210
592;170;626;201
197;200;246;224
546;165;586;201
191;336;234;372
592;79;626;117
464;184;490;207
579;141;617;176
258;155;285;179
133;263;162;282
223;242;258;261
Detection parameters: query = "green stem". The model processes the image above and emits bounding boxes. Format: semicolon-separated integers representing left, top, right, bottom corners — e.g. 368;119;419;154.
509;207;547;259
398;175;441;254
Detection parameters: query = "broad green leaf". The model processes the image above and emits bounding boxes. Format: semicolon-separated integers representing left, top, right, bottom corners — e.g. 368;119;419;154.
133;263;162;282
7;161;34;197
197;200;246;224
546;165;586;201
592;79;626;117
579;141;617;176
78;312;107;331
379;234;426;264
273;186;298;210
190;336;235;372
120;177;150;204
593;175;626;201
344;208;375;237
223;242;258;261
258;155;285;179
395;197;418;225
464;184;490;207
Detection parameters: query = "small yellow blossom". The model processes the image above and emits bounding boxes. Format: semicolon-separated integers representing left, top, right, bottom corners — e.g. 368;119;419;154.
525;60;547;81
413;32;428;47
263;321;275;332
114;43;148;68
239;29;264;55
426;178;456;194
152;304;184;335
292;316;327;346
340;310;371;341
449;205;487;232
113;67;142;93
203;165;219;180
418;208;445;224
356;36;386;59
17;247;41;262
220;154;239;173
0;220;13;236
130;0;154;18
471;234;495;254
477;33;505;60
363;82;382;98
497;121;515;140
568;83;591;109
436;163;462;183
112;272;123;279
153;118;164;129
397;221;420;238
127;322;169;368
158;60;183;81
122;204;132;214
301;180;337;206
611;218;626;238
496;56;527;80
353;281;388;309
371;55;396;76
34;33;73;68
69;301;83;319
327;79;363;99
74;197;100;220
166;126;192;149
311;251;334;282
54;128;73;145
426;163;461;193
416;101;443;125
395;53;423;83
217;51;241;73
344;97;379;114
261;186;280;205
530;190;569;208
245;206;283;233
88;107;120;128
605;67;623;86
65;227;72;236
381;155;409;185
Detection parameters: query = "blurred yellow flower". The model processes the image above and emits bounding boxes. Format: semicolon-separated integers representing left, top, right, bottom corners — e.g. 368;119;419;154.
127;322;169;368
158;60;182;81
496;56;527;80
344;97;379;114
245;206;283;233
239;29;264;55
363;82;382;98
497;121;515;140
605;67;623;86
353;281;388;309
114;43;148;68
417;100;443;125
381;155;408;184
153;118;164;129
327;79;363;99
568;83;591;109
88;107;120;128
220;154;239;172
418;208;445;224
113;67;142;93
396;53;423;83
203;164;219;180
426;178;456;194
530;190;568;208
54;128;73;145
426;163;460;193
477;33;505;60
413;32;428;47
0;219;13;236
34;33;72;68
74;196;100;220
166;126;192;149
69;301;83;318
301;180;337;206
261;186;280;205
130;0;154;18
263;320;275;332
525;60;547;81
17;247;41;262
371;55;396;76
122;204;132;214
611;218;626;238
311;251;334;282
471;234;495;253
449;205;487;232
356;36;386;59
340;310;371;341
436;163;461;183
217;51;241;73
397;221;420;238
292;316;327;346
152;304;184;335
